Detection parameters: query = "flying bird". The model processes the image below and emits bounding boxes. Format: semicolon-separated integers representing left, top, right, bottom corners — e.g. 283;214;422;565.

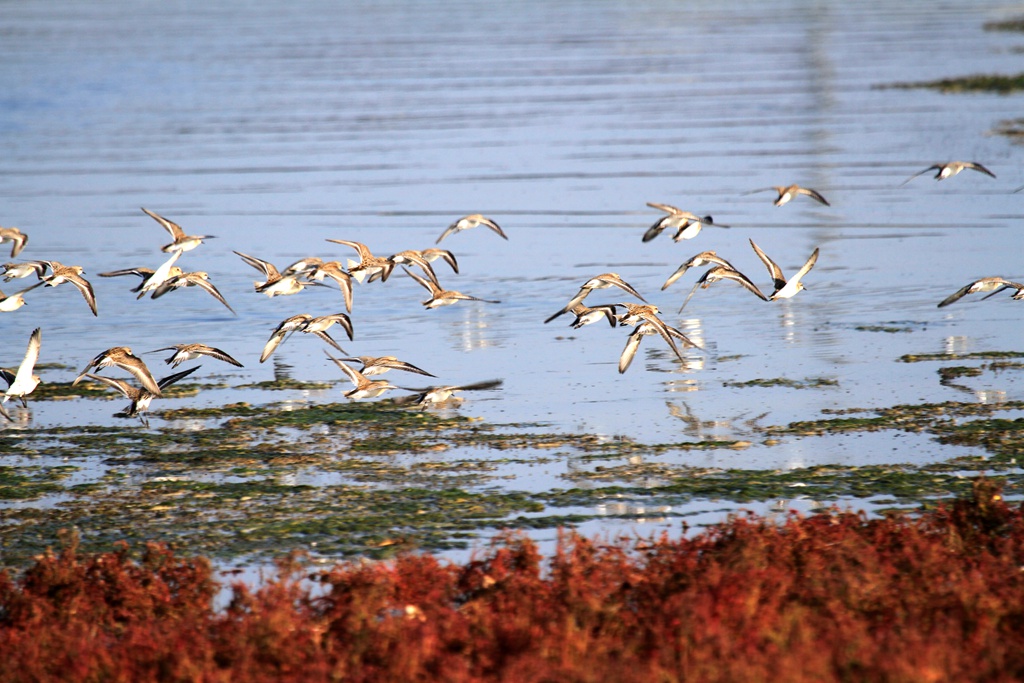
937;277;1024;308
643;203;728;242
436;214;507;244
746;185;830;207
148;343;244;368
141;207;216;253
1;327;42;411
0;227;28;258
74;347;162;396
40;261;98;316
403;268;500;308
749;239;820;300
902;161;996;185
85;365;200;422
544;273;646;323
679;266;768;311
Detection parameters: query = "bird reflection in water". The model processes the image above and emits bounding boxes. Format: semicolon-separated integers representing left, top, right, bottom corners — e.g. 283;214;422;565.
445;305;502;352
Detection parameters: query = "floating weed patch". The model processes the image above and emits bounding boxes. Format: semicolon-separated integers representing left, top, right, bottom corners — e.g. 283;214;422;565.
723;376;838;389
0;465;74;500
939;366;984;382
881;72;1024;94
855;325;907;334
900;350;1024;363
235;378;334;391
995;117;1024;141
5;384;1024;569
985;17;1024;31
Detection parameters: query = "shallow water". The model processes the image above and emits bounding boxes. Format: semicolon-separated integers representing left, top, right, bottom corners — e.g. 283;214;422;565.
2;0;1023;561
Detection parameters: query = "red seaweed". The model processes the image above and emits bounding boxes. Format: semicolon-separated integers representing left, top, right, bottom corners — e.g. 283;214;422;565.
2;479;1023;682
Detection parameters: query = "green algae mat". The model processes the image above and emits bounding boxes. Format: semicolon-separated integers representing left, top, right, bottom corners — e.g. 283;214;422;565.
2;366;1023;567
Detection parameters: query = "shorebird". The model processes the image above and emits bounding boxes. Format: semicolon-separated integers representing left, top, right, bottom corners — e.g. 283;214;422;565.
662;251;737;291
749;239;820;300
307;261;354;313
0;282;44;312
746;185;830;207
386;249;447;286
679;266;768;312
325;239;394;283
40;261;98;316
148;343;244;368
902;161;996;185
436;214;507;244
281;256;324;278
84;365;200;422
135;251;184;299
100;266;164;293
1;261;48;281
335;355;435;377
141;207;216;253
326;354;399;400
1;327;41;410
403;268;500;308
260;314;313;363
567;302;623;329
260;313;351;363
0;228;28;258
393;379;503;407
150;271;235;314
938;277;1024;308
301;313;354;344
616;303;701;365
74;347;162;396
544;273;646;323
643;203;728;242
234;251;313;297
418;248;459;274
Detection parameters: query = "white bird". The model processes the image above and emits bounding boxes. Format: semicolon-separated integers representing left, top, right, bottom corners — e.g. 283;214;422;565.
1;327;41;411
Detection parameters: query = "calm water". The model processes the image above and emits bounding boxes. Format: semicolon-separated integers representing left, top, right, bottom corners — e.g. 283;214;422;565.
2;0;1023;558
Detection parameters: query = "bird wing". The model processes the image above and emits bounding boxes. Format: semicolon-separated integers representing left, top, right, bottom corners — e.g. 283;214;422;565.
618;325;650;373
402;267;439;294
607;275;648;303
325;354;364;386
964;162;996;178
791;248;820;285
66;273;98;316
797;187;830;206
195;345;243;367
157;365;201;390
190;276;236;314
723;268;770;301
11;328;41;389
749;239;786;290
84;373;136;400
937;281;978;308
900;165;940;186
642;218;669;243
234;251;279;278
435;224;460;244
117;355;162;396
646;202;681;214
141;207;185;239
451;379;503;392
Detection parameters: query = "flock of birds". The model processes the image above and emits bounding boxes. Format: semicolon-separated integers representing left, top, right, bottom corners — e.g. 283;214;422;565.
0;160;1021;425
0;212;511;423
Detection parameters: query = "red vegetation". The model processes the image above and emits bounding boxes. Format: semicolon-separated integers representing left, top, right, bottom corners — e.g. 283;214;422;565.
3;479;1024;682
